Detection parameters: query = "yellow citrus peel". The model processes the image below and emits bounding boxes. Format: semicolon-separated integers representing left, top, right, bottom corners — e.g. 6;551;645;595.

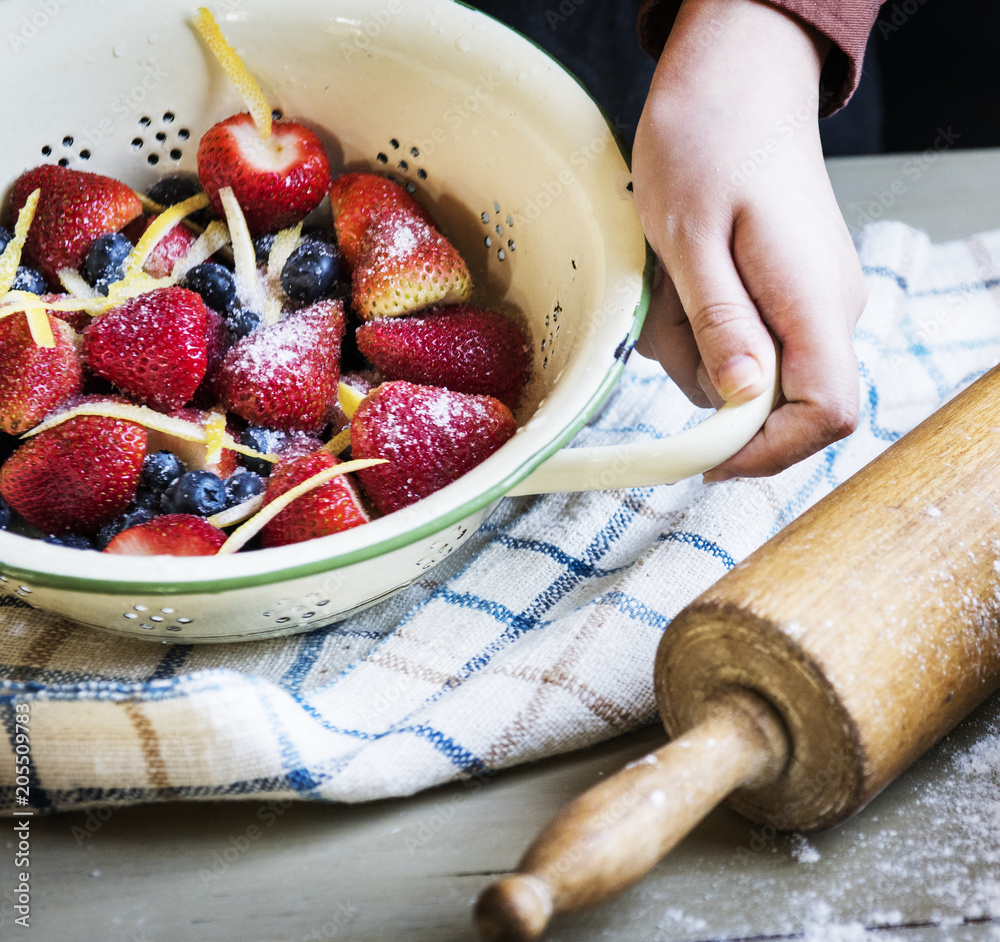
219;186;264;312
57;268;97;299
266;223;302;319
207;493;265;529
216;457;386;555
203;410;227;467
193;7;272;140
322;426;352;456
170;220;232;282
337;382;367;419
0;189;40;298
21;401;276;464
122;192;210;282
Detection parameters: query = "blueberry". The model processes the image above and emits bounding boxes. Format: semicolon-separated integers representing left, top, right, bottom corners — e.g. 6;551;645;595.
281;241;340;303
0;226;11;255
84;232;133;288
224;470;264;507
225;307;263;340
0;497;10;530
147;174;202;207
181;263;237;313
240;426;284;476
132;485;162;511
301;226;336;246
142;450;186;492
44;532;94;550
252;233;276;264
11;266;45;294
161;470;227;515
95;506;155;549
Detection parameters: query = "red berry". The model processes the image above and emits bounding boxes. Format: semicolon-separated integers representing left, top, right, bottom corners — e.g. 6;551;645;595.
350;381;516;515
0;411;147;535
0;312;84;434
125;214;199;278
82;287;209;412
329;172;433;269
352;206;471;319
197;113;331;235
216;299;345;432
260;451;368;548
356;304;531;409
103;513;226;556
7;165;143;283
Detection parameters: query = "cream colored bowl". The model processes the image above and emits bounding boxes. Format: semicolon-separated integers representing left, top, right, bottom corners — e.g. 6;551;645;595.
0;0;774;641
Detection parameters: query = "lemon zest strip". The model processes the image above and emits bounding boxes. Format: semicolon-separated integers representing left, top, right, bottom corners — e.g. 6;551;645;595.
216;458;385;555
21;402;277;463
193;7;272;140
203;410;227;467
322;427;352;456
0;189;40;297
337;382;367;419
207;494;265;529
123;192;211;281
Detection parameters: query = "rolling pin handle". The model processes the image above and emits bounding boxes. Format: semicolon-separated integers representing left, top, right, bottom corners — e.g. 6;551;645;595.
474;688;789;940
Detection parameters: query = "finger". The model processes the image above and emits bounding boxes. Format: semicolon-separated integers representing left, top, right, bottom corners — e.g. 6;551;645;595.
665;230;777;405
637;262;713;408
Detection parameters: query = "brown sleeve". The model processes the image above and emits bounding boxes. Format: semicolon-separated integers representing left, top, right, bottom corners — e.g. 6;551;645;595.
636;0;885;116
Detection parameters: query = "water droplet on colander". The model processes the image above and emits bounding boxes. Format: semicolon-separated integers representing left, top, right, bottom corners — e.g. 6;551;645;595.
112;41;125;57
455;35;471;52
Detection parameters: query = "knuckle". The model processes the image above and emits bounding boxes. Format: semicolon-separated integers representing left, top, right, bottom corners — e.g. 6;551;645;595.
688;300;755;338
817;398;860;443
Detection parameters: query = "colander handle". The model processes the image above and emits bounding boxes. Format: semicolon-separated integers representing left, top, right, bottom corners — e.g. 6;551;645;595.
505;369;779;495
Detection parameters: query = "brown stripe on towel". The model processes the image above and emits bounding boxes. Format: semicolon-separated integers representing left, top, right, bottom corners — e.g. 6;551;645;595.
121;701;178;800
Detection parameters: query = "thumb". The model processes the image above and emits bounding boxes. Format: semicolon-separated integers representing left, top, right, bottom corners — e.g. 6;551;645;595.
667;238;776;404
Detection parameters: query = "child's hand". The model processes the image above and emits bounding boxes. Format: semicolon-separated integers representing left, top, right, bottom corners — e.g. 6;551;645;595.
632;0;868;480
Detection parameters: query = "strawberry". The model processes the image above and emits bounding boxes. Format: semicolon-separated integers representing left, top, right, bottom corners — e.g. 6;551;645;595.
352;206;471;320
7;165;143;283
124;214;199;278
197;113;331;235
355;304;531;409
350;381;516;515
329;172;433;269
82;287;209;411
39;293;91;333
192;306;232;407
103;513;226;556
0;312;84;434
0;410;146;534
260;451;368;548
216;299;344;432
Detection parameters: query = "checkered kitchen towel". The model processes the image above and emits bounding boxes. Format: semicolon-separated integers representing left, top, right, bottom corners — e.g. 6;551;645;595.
3;219;1000;813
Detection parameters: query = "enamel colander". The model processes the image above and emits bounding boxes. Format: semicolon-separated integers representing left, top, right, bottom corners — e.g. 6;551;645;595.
0;0;774;642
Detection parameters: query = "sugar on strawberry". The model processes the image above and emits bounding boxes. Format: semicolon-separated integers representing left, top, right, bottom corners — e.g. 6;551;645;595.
197;112;331;235
351;204;472;320
350;381;517;515
356;304;531;409
7;164;143;284
215;299;344;432
329;172;433;269
0;409;147;535
82;286;210;412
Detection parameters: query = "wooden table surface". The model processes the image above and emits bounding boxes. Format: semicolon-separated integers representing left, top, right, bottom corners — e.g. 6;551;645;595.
12;148;1000;942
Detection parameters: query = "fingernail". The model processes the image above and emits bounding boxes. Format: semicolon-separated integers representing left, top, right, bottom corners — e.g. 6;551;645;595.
702;469;736;485
716;355;763;401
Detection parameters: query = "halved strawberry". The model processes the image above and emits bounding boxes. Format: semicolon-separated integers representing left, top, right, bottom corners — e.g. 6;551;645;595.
329;172;433;269
103;513;226;556
0;312;83;434
124;213;200;279
82;287;209;411
7;165;143;283
197;113;331;235
352;207;471;320
350;381;516;515
259;450;368;548
355;304;531;409
215;299;344;432
0;410;146;534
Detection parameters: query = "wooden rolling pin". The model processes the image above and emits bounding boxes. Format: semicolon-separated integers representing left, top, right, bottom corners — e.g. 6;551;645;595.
475;362;1000;940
